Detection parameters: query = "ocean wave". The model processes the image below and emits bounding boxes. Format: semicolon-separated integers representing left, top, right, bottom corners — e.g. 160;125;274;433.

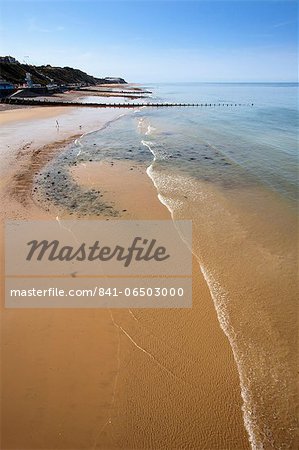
143;136;297;450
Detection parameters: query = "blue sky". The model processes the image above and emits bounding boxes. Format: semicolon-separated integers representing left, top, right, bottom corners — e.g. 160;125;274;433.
0;0;297;82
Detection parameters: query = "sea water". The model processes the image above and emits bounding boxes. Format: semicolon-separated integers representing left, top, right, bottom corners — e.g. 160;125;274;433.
140;83;298;449
38;83;298;449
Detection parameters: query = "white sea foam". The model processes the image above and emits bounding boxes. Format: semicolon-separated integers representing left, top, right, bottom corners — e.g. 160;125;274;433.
138;106;297;448
145;125;156;135
142;136;262;450
199;265;261;450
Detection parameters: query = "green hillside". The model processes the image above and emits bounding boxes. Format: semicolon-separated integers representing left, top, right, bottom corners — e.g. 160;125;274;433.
0;60;126;86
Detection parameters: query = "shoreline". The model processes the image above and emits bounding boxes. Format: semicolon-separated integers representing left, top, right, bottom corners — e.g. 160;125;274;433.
1;106;250;449
145;142;258;448
145;142;298;449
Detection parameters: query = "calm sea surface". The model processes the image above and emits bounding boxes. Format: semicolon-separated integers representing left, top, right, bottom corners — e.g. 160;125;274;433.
144;82;298;204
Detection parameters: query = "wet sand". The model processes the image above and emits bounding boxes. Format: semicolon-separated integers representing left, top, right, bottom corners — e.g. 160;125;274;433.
0;108;250;449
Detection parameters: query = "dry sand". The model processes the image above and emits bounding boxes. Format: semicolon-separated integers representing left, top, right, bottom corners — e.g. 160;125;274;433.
0;106;71;125
0;107;250;449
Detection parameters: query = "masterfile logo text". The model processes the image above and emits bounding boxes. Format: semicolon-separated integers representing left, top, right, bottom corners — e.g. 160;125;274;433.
5;220;192;308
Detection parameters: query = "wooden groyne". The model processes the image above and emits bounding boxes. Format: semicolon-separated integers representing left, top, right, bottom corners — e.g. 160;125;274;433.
0;97;254;108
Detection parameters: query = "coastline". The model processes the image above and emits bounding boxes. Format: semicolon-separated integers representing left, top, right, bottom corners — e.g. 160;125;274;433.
0;106;250;448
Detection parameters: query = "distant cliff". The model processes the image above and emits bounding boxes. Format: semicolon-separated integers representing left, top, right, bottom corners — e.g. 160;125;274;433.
0;57;127;86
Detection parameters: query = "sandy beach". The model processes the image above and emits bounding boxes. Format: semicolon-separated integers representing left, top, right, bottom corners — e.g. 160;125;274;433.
2;0;298;446
1;105;251;449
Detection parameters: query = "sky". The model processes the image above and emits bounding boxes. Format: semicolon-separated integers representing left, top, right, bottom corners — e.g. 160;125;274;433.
0;0;297;82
